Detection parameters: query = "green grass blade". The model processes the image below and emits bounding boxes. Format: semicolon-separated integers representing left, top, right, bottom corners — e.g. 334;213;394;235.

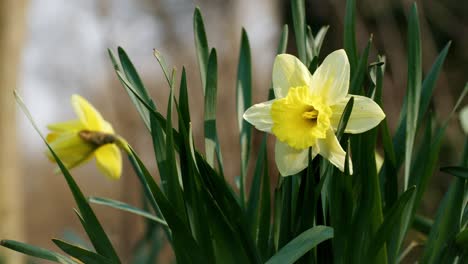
193;7;210;91
14;92;121;263
236;28;252;207
52;239;113;264
403;3;422;190
291;0;306;63
89;197;167;226
266;226;333;264
0;240;77;264
344;0;358;71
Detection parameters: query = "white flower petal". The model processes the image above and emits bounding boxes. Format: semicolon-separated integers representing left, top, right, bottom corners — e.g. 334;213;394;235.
310;49;350;104
330;95;385;134
275;139;317;176
273;54;312;98
317;129;353;174
243;100;275;133
460;105;468;134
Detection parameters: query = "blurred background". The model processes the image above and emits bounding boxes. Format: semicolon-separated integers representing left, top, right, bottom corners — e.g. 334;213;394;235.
0;0;466;263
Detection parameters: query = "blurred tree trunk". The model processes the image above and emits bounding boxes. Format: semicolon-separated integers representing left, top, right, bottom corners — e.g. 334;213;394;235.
0;0;28;263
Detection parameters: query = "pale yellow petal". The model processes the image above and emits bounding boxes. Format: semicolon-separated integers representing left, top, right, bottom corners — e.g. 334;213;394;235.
273;54;312;98
310;49;350;104
243;100;274;133
71;94;113;133
275;139;317;176
47;120;85;132
375;151;384;172
330;95;385;134
47;132;94;169
95;144;122;180
316;129;353;174
460;105;468;134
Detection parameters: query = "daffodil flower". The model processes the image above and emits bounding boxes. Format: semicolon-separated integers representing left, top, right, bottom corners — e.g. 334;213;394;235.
46;95;125;179
243;50;385;176
460;105;468;134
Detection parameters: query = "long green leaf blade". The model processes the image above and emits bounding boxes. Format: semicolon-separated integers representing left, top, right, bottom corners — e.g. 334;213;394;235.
89;197;167;226
236;28;253;207
52;239;113;264
193;7;210;91
0;240;76;264
266;226;333;264
344;0;358;71
291;0;306;63
404;3;422;190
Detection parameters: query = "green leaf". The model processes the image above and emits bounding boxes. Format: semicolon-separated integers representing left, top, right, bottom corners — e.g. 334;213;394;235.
114;47;152;130
88;197;167;226
277;25;289;54
455;229;468;251
193;7;210;91
52;239;113;264
291;0;307;63
344;0;358;71
194;152;261;263
236;28;252;207
127;151;207;264
313;25;329;57
391;41;451;171
349;36;372;95
247;136;267;234
0;240;76;264
440;166;468;179
266;226;333;264
165;81;188;224
247;136;271;261
335;97;354;140
178;67;191;128
367;186;416;261
403;3;422;190
14;92;121;263
412;214;433;235
421;177;465;263
204;48;224;172
153;49;173;86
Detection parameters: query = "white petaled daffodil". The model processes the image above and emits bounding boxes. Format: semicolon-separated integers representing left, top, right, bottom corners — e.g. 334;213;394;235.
460;106;468;134
46;95;126;180
243;50;386;176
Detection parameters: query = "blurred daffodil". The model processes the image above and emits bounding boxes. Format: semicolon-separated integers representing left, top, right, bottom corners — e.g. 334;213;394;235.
46;95;126;180
244;50;385;176
460;105;468;134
